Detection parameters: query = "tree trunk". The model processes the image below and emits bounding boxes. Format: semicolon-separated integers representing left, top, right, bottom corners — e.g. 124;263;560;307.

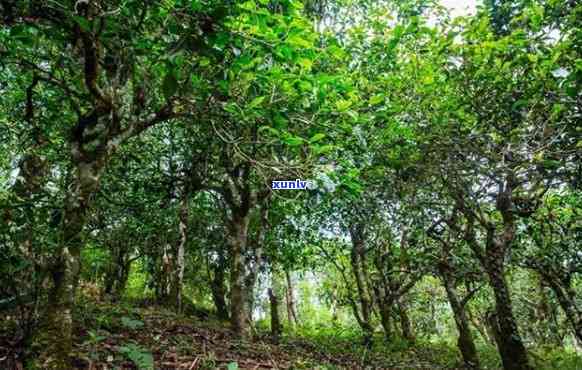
210;252;229;320
38;155;104;369
398;298;415;342
156;243;174;302
467;309;493;344
534;277;563;346
460;183;533;370
11;148;49;338
104;242;131;300
544;273;582;343
153;193;189;310
440;266;480;370
330;288;339;323
269;287;282;343
114;262;131;299
285;270;298;326
378;302;393;341
41;246;79;369
243;269;258;324
228;213;250;337
349;224;374;346
243;205;267;325
485;254;532;370
172;194;189;312
11;77;49;320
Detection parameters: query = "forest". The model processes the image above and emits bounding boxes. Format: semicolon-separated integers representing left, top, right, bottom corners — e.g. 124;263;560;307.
0;0;580;369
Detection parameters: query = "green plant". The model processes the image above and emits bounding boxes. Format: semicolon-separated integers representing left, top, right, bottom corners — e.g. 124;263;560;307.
199;352;217;370
118;343;154;370
121;316;145;330
85;330;107;360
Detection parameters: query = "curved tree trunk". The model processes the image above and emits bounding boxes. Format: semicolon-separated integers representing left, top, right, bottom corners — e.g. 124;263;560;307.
398;298;415;342
349;224;374;346
38;154;105;369
544;273;582;343
459;179;533;370
440;266;480;370
485;255;532;370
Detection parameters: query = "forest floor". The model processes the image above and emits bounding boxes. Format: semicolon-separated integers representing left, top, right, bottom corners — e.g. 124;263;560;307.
2;292;580;369
0;292;465;369
66;297;456;370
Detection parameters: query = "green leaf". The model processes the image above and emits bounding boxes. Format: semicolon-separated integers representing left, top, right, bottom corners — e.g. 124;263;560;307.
283;135;304;146
369;94;384;105
162;73;178;100
191;0;203;11
273;113;288;128
297;58;313;70
248;96;266;109
72;16;91;32
224;103;240;115
258;126;280;137
287;34;312;49
335;100;351;112
543;160;561;169
121;317;144;330
309;133;325;143
227;362;239;370
119;343;153;370
313;144;334;155
240;1;257;11
327;45;346;60
298;81;313;92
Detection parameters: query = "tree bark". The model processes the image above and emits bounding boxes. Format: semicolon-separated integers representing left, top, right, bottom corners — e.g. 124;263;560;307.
156;243;174;302
349;223;374;346
467;310;493;344
440;265;480;370
533;277;562;346
228;213;251;337
243;205;268;325
210;251;229;320
38;152;105;369
378;302;393;341
243;268;258;324
11;148;49;335
458;177;533;370
372;246;419;342
41;246;79;369
36;95;174;367
398;298;415;342
330;287;339;323
269;287;282;343
485;253;532;370
544;273;582;343
285;269;298;326
172;193;189;312
103;241;131;300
